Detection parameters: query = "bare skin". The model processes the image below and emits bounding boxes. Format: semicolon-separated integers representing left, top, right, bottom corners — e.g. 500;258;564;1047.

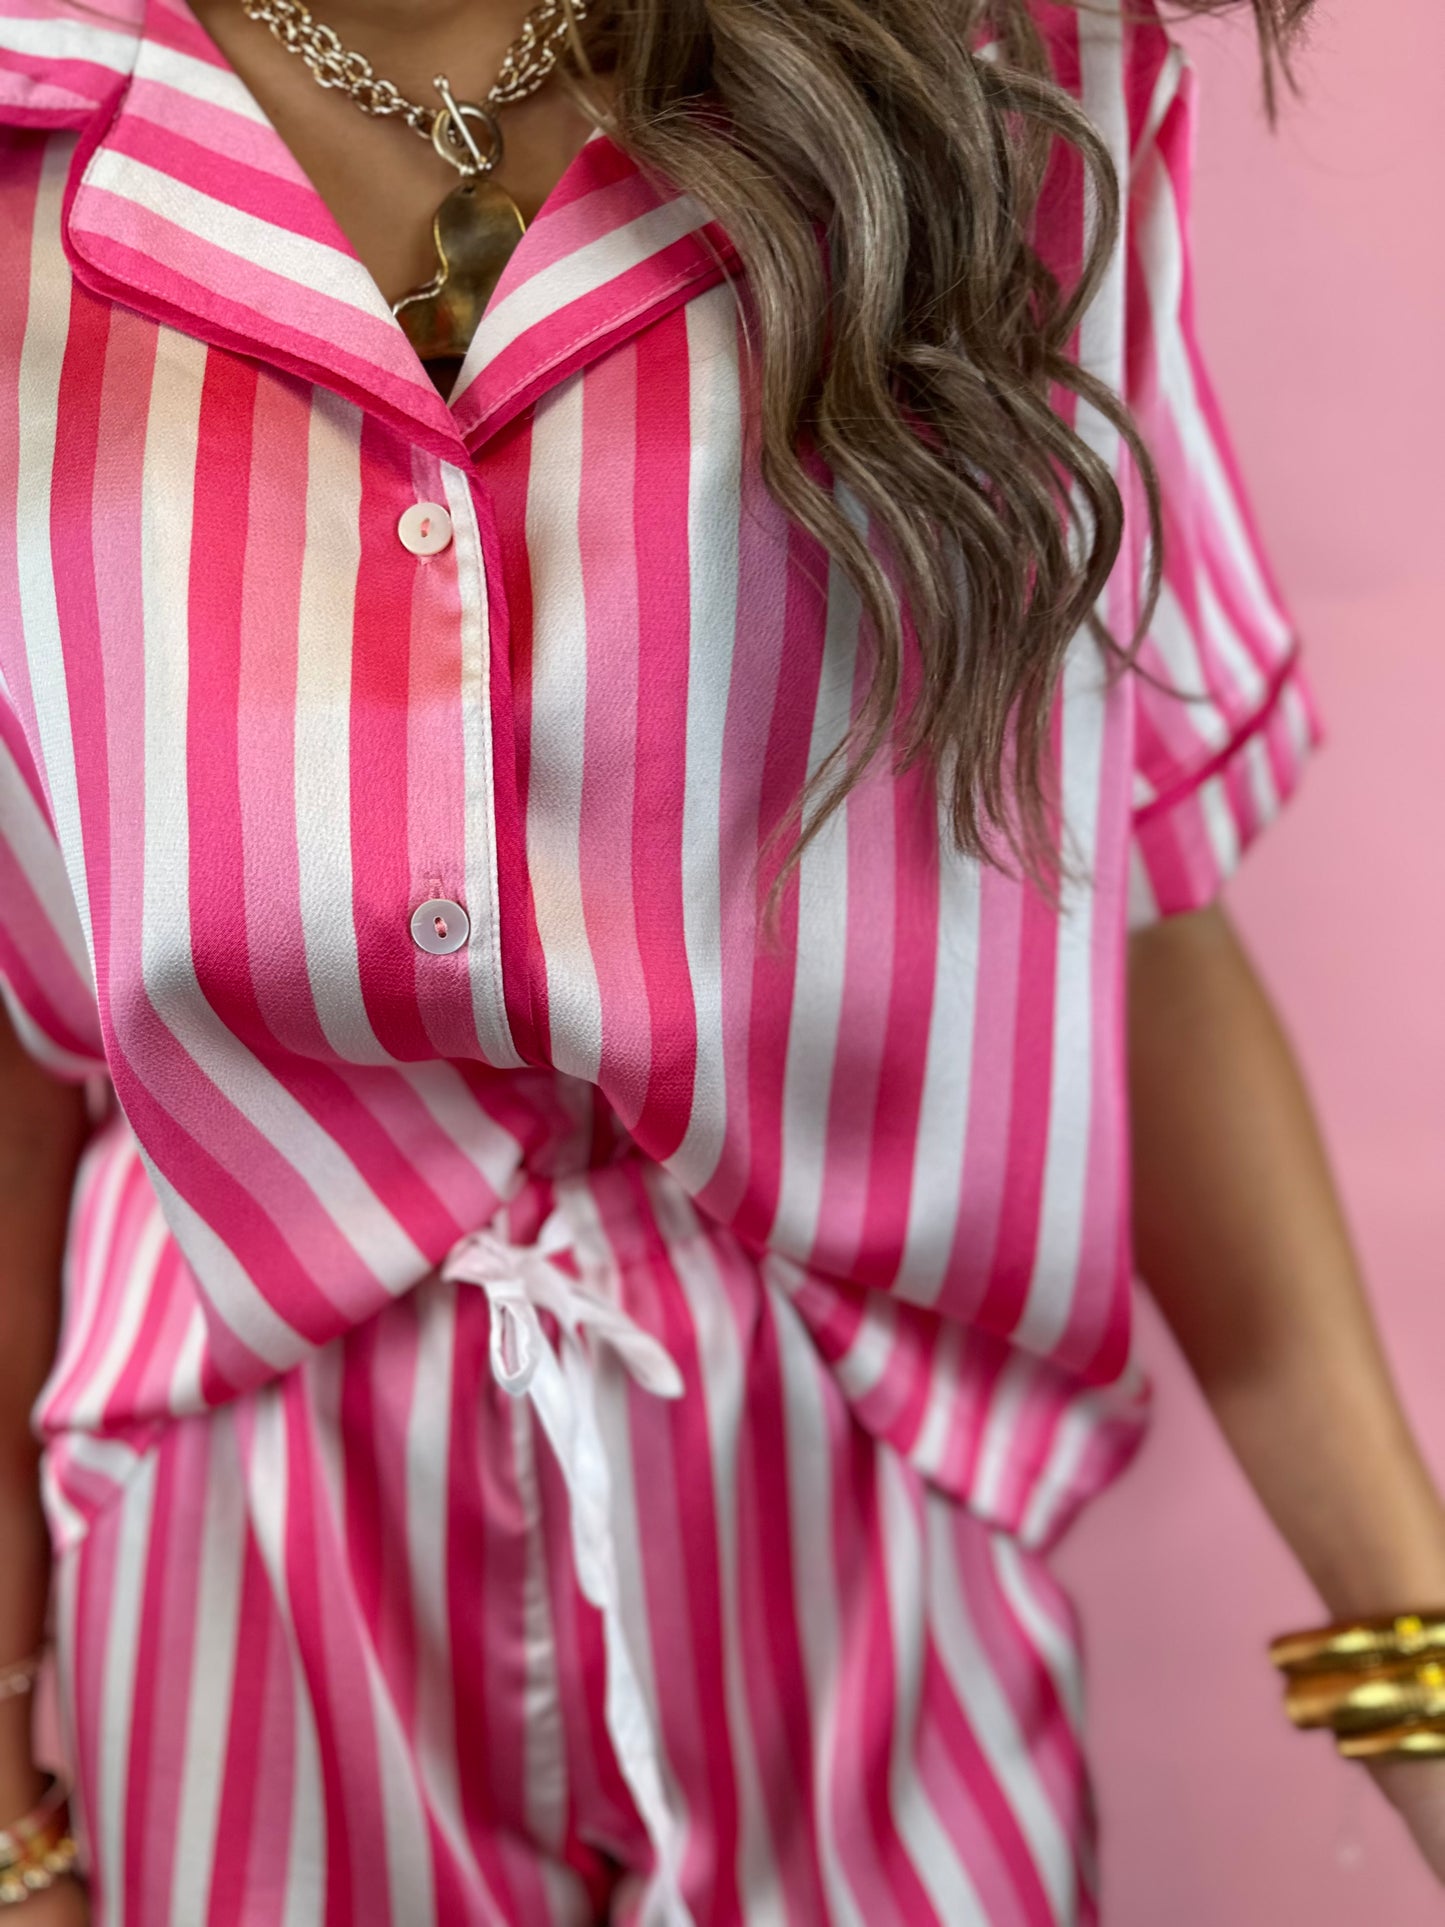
3;2;1444;1915
185;0;608;312
0;1015;89;1925
1129;906;1445;1879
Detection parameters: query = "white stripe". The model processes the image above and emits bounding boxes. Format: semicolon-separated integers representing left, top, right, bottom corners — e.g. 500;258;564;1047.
294;392;393;1069
282;1660;327;1927
1017;1396;1100;1556
524;376;604;1081
147;1171;304;1372
772;1289;870;1927
671;286;744;1194
1125;836;1161;929
900;784;983;1301
66;1207;168;1428
1016;640;1108;1354
167;1303;210;1415
96;1448;157;1915
769;499;865;1252
398;1060;526;1189
38;1452;88;1559
169;1416;249;1927
877;1452;990;1923
54;1123;135;1411
909;1319;968;1479
237;1393;328;1927
926;1502;1077;1922
968;1351;1035;1524
512;1387;568;1855
403;1290;513;1919
309;1345;436;1927
0;727;92;979
650;1171;788;1924
1199;768;1244;879
1242;723;1280;826
132;32;274;124
562;1182;697;1909
440;458;527;1068
830;1294;900;1402
0;16;137;71
78;150;403;331
1010;15;1127;1354
1136;576;1218;716
1134;148;1291;693
42;1428;150;1558
16;142;95;968
456;196;716;398
994;1535;1088;1741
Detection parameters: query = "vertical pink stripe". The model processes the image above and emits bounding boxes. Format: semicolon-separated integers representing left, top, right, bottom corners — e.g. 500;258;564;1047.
734;1287;835;1916
65;1465;125;1922
442;1285;552;1921
0;135;45;756
595;1171;743;1911
626;310;700;1156
710;498;830;1242
575;341;649;1124
831;1421;940;1921
485;415;550;1066
208;1508;290;1922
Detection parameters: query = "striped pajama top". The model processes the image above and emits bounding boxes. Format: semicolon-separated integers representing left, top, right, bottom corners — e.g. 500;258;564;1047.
0;0;1319;1556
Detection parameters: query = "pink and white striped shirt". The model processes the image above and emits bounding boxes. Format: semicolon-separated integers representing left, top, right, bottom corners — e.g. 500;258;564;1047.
0;0;1319;1553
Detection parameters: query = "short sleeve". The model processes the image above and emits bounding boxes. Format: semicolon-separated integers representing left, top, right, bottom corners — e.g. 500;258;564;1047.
1122;46;1324;927
0;688;106;1080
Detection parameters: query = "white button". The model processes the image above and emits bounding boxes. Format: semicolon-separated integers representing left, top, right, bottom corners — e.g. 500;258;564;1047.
397;502;453;557
410;898;469;954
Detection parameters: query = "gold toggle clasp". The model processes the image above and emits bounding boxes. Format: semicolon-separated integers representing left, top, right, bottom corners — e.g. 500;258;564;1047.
430;73;504;178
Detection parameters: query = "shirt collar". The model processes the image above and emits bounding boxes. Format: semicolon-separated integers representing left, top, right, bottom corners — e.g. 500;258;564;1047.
11;0;739;460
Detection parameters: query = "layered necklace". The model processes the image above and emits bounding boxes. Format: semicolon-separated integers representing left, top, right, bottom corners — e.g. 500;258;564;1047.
239;0;590;367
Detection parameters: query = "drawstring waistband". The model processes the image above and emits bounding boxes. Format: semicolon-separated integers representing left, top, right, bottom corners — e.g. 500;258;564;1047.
441;1204;695;1927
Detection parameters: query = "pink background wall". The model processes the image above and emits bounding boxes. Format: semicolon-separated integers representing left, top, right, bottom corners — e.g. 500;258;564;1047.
1057;2;1445;1918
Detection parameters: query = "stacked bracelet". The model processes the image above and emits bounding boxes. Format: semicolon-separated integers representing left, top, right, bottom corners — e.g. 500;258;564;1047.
0;1774;78;1908
1270;1611;1445;1761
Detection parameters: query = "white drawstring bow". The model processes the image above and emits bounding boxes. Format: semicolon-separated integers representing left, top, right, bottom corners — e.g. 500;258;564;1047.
440;1204;695;1927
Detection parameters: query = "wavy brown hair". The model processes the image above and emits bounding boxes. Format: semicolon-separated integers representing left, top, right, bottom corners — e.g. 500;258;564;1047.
560;0;1312;919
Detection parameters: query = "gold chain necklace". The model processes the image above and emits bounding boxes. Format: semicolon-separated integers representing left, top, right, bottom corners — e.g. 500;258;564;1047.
239;0;590;365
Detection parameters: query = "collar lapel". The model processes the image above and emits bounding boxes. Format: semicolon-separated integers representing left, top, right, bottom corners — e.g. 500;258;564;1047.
61;0;464;457
0;0;141;126
449;127;741;452
29;0;739;460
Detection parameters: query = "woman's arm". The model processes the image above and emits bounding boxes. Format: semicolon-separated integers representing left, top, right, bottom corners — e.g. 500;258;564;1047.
0;1004;88;1832
1128;901;1445;1876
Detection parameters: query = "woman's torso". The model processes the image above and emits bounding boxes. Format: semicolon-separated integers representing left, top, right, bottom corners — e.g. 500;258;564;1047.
0;0;1310;1548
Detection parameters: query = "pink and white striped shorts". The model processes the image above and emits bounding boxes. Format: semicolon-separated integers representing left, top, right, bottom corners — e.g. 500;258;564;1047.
44;1156;1098;1926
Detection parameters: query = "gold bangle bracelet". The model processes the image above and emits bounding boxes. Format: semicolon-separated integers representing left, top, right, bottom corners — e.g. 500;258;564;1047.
0;1830;77;1909
0;1776;71;1871
1269;1611;1445;1677
1337;1720;1445;1762
1269;1612;1445;1763
1284;1657;1445;1733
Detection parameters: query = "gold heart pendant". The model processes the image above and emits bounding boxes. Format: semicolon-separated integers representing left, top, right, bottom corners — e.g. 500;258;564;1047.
392;175;527;365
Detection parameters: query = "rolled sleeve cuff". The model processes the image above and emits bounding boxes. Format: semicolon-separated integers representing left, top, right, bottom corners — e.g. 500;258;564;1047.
1128;650;1324;927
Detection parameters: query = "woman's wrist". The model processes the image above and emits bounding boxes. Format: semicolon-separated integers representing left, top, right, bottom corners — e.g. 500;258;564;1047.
0;1690;46;1823
1299;1495;1445;1623
0;1753;47;1831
